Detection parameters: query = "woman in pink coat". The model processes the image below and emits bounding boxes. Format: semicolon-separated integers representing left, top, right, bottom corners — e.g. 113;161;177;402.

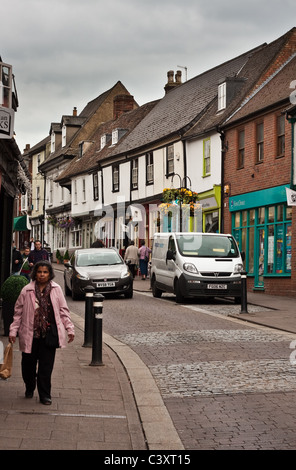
9;261;75;405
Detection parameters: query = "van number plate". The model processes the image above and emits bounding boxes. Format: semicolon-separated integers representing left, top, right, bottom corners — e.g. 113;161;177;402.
97;282;115;288
207;284;227;290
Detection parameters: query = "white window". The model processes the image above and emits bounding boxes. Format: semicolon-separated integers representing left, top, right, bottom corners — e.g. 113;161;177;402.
112;129;118;145
21;193;28;212
82;178;86;202
218;83;226;111
146;152;154;184
167;145;174;175
71;224;82;248
49;179;53;205
113;165;119;191
101;134;107;149
93;173;99;200
51;132;55;153
62;125;66;147
74;180;78;204
131;159;138;189
36;186;40;211
0;62;12;108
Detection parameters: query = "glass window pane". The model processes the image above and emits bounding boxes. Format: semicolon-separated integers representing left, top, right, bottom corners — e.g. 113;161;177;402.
242;211;247;227
276;225;284;273
268;206;275;223
249;210;255;225
267;225;274;273
286;225;292;272
258;207;265;224
234;212;240;227
277;205;283;222
286;206;292;220
248;227;254;274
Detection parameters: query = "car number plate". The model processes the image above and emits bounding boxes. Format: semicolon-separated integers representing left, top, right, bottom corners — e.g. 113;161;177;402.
207;284;227;289
97;282;115;288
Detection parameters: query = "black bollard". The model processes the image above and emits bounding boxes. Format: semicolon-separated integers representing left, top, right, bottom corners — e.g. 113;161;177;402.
83;285;95;347
240;271;248;314
90;292;105;366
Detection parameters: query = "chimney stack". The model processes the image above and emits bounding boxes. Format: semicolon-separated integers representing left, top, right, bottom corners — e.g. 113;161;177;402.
113;94;135;120
164;70;182;94
73;107;77;116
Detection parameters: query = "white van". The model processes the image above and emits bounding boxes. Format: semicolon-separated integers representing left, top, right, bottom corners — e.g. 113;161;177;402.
150;232;244;303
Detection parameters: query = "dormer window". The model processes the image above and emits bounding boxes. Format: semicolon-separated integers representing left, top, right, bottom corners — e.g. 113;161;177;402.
218;82;226;111
101;134;107;149
51;132;55;153
111;128;127;145
112;129;119;145
62;124;66;147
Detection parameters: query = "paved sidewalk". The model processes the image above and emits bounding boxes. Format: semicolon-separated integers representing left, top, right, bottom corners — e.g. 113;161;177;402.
0;315;148;450
1;267;295;451
133;277;296;335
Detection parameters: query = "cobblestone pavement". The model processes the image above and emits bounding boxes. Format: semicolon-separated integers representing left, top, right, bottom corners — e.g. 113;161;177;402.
109;293;296;450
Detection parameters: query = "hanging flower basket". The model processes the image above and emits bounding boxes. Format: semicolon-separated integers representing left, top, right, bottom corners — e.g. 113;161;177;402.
161;188;199;215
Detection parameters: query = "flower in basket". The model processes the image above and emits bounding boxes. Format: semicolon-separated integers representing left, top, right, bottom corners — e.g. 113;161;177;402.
56;217;75;229
47;215;57;226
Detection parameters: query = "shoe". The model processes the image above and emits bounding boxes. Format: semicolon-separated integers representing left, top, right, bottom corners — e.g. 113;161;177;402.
40;397;52;405
25;391;33;398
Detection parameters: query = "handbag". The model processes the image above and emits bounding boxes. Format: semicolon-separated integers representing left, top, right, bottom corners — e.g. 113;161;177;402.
0;343;13;380
45;322;59;349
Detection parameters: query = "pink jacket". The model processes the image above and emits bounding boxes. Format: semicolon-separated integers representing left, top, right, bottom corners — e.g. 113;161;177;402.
9;281;75;353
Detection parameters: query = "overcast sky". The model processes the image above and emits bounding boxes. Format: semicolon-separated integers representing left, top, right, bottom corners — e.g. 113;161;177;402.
1;0;296;153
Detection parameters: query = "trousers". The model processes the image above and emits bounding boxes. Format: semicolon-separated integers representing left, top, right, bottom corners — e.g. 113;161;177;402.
21;337;56;400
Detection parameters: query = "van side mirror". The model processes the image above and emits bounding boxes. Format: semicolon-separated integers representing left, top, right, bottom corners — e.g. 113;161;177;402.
240;251;245;261
166;249;175;261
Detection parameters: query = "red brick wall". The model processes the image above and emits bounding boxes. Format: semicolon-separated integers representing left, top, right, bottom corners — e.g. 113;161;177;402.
223;107;295;296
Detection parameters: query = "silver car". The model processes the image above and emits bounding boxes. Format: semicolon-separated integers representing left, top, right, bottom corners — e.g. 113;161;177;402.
64;248;133;300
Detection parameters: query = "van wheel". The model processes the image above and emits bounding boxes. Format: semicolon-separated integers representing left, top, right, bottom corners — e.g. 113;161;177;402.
151;276;162;298
174;279;184;303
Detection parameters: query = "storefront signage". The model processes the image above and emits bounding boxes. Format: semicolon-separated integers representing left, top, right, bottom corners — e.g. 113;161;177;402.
0;106;14;139
229;185;289;212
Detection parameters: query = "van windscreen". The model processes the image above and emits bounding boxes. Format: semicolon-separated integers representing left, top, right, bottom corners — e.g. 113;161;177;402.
176;234;239;258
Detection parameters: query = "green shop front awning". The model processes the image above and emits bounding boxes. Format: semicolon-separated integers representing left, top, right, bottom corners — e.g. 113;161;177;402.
13;215;31;231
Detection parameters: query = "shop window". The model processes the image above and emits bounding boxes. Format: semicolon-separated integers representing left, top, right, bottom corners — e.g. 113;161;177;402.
232;204;291;277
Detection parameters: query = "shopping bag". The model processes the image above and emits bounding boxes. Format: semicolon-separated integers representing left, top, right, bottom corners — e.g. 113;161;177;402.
0;343;13;380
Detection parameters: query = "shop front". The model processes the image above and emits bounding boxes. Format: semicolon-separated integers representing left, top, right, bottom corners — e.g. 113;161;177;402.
229;185;292;293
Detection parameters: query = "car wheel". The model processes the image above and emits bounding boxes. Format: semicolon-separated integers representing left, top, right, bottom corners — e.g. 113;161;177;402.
64;279;71;296
174;279;184;303
151;276;162;298
124;288;133;299
71;285;81;301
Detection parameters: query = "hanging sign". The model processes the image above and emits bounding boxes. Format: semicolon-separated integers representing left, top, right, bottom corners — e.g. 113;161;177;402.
0;106;14;139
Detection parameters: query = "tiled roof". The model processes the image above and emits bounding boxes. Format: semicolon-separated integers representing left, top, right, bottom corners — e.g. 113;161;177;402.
56;100;158;183
223;53;296;125
105;46;266;156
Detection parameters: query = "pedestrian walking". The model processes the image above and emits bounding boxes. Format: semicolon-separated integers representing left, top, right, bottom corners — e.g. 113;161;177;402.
138;240;151;280
9;261;75;405
28;240;49;268
20;246;31;280
124;241;138;278
11;242;23;275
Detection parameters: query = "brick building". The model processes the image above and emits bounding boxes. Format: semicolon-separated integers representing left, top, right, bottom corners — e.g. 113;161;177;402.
222;45;296;295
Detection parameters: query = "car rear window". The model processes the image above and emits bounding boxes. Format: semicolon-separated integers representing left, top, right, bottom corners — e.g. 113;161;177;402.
77;252;122;266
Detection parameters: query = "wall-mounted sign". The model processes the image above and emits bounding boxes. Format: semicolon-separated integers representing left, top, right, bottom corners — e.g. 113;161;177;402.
0;106;14;139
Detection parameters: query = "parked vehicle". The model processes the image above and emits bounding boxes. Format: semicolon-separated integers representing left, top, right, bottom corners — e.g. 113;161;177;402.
150;232;244;303
64;248;133;300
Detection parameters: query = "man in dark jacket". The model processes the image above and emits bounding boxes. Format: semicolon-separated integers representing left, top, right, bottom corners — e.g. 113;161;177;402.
28;240;49;267
12;243;23;274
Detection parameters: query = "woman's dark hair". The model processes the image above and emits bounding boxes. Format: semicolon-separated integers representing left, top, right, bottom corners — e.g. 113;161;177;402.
140;240;145;246
31;261;55;281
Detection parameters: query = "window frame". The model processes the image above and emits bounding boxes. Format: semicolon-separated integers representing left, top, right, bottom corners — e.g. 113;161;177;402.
203;138;211;177
238;129;245;169
256;122;264;163
146;152;154;185
166;144;174;176
112;164;119;192
131;158;138;190
277;114;285;158
93;173;99;200
218;82;226;111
